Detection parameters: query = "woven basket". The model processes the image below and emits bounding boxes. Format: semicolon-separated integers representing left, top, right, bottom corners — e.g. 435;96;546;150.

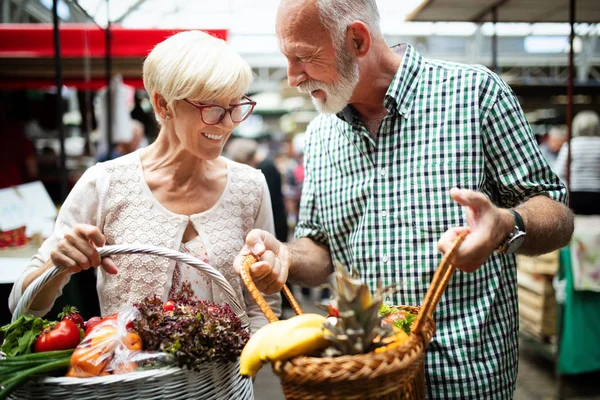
240;231;468;400
8;244;254;400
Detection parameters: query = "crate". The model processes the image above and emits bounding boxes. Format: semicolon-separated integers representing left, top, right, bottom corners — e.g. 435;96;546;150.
516;250;559;276
517;270;556;339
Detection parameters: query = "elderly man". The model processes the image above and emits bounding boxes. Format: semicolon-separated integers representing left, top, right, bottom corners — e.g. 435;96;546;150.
236;0;574;398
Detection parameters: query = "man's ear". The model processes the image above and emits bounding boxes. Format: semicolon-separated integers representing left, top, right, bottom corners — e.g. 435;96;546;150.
153;92;171;120
346;21;371;58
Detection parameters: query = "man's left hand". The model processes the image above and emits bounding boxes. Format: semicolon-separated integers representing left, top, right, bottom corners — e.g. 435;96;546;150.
437;188;513;273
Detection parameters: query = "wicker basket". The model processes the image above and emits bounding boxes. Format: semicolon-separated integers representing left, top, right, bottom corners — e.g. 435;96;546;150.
240;231;468;400
8;244;254;400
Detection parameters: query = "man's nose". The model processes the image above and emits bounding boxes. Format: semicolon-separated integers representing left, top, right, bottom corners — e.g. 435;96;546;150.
287;61;307;88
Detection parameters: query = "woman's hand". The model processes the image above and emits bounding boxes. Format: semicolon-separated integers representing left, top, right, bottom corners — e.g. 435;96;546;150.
50;224;118;274
234;229;289;294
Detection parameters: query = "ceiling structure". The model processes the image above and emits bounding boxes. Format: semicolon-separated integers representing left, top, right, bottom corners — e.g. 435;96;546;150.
406;0;600;23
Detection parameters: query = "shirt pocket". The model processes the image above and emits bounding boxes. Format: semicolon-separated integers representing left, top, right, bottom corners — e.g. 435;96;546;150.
401;162;474;236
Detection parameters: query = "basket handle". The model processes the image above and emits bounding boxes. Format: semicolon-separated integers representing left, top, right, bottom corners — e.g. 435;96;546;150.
12;244;251;328
240;255;303;322
411;229;469;336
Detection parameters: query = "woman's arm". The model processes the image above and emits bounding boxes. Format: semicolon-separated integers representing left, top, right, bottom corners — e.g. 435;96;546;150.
9;165;111;315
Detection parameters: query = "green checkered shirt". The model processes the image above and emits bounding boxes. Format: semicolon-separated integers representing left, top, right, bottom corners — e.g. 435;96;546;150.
295;44;567;399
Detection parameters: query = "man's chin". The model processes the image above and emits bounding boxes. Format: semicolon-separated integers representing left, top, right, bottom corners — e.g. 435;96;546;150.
311;97;346;115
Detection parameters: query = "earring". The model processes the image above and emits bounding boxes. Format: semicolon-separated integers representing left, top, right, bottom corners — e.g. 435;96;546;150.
165;115;171;120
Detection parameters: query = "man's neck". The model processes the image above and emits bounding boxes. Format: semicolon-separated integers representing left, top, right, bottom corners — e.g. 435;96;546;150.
350;41;403;121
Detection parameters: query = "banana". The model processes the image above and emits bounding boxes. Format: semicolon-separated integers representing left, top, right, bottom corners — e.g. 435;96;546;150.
265;326;329;362
240;320;286;377
275;313;327;333
239;314;328;377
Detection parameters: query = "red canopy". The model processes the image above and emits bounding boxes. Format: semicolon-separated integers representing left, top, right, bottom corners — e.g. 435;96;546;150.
0;24;228;90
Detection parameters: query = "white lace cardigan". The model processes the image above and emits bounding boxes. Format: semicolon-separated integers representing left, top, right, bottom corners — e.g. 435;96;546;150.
9;151;281;333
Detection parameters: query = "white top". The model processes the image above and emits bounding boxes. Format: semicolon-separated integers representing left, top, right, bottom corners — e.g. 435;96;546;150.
555;137;600;192
9;151;281;333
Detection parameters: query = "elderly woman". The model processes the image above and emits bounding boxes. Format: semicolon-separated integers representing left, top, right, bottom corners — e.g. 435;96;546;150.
555;110;600;215
9;30;280;333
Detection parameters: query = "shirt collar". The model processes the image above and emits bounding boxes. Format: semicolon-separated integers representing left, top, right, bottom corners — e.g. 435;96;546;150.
336;44;425;123
384;44;425;119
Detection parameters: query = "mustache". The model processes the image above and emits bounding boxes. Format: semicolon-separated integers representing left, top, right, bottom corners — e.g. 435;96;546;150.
297;80;327;94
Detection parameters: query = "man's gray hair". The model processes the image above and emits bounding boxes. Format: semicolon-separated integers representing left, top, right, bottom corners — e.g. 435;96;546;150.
315;0;381;54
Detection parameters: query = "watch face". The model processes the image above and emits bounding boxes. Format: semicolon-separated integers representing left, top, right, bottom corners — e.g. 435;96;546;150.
505;232;526;254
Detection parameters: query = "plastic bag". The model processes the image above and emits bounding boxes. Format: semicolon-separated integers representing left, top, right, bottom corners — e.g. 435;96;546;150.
66;306;162;378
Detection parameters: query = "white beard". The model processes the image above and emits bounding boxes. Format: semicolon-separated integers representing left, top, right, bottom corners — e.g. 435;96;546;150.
297;53;360;115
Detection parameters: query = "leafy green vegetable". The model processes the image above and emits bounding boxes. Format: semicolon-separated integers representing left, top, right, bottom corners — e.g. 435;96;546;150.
0;315;47;357
392;312;417;335
133;283;250;371
378;304;417;335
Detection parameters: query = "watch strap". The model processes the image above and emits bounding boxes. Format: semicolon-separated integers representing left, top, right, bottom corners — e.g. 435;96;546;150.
511;209;525;233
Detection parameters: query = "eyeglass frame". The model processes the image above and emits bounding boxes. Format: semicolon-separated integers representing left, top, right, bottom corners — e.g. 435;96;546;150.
182;95;257;125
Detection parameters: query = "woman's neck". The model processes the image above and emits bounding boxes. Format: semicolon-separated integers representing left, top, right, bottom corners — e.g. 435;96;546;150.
141;129;216;187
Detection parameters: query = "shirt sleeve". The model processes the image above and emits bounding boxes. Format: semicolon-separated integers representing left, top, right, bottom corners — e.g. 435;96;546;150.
294;124;329;246
481;87;568;207
8;164;106;317
245;176;282;334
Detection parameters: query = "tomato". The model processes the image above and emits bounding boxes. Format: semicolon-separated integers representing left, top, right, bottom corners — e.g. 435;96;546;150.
163;300;175;312
84;317;103;336
33;320;81;353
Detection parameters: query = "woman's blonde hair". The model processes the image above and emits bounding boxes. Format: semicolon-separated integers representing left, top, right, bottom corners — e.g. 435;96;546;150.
143;30;253;121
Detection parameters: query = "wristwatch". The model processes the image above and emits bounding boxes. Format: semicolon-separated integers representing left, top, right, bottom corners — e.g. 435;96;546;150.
496;209;526;254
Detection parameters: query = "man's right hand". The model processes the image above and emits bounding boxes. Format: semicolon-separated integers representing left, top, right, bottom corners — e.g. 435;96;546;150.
234;229;290;294
50;224;117;275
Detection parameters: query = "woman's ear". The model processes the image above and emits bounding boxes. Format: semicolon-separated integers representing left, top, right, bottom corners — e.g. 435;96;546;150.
346;21;371;59
153;92;171;120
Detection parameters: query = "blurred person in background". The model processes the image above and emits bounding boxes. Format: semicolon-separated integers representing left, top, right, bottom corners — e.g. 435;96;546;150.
226;137;289;243
97;119;146;162
539;125;567;170
0;97;38;189
9;30;280;334
235;0;573;398
555;110;600;215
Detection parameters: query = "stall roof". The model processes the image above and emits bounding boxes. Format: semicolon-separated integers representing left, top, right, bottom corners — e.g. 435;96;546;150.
406;0;600;23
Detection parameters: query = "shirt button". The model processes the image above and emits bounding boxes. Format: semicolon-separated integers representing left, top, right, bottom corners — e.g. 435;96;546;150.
383;255;389;262
381;210;388;218
380;168;387;176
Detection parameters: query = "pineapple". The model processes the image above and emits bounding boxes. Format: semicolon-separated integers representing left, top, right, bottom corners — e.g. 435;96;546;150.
320;261;395;356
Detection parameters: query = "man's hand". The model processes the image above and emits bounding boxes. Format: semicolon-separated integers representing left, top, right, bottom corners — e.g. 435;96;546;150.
437;188;513;273
234;229;290;294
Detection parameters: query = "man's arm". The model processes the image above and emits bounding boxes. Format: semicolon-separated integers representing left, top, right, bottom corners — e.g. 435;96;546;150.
515;195;574;255
438;189;574;273
234;230;332;295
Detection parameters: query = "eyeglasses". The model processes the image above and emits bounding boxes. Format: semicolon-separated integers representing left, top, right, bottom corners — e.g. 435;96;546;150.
183;95;256;125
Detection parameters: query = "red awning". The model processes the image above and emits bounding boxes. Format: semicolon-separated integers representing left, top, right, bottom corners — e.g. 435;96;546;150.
0;24;228;89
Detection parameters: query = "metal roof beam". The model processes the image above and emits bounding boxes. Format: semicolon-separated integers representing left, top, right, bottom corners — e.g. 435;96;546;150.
471;0;512;23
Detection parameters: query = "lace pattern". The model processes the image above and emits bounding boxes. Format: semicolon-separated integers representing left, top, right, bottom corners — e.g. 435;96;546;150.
101;161;186;315
99;157;264;316
193;162;263;306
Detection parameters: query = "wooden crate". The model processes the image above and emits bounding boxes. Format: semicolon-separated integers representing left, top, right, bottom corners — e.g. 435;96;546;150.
517;271;556;339
516;250;559;276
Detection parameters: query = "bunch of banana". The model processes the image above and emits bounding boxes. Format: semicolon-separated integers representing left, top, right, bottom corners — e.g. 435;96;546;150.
239;313;329;377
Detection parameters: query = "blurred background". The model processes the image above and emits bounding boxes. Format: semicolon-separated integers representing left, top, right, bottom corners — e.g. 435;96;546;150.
0;1;599;399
